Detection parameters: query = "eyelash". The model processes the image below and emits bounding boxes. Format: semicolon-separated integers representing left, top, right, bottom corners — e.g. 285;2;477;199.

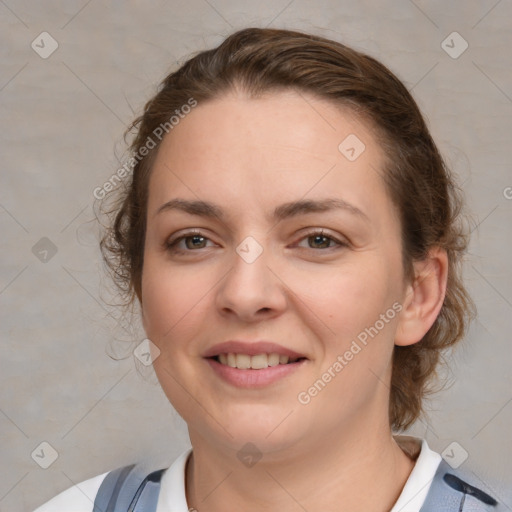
165;229;348;254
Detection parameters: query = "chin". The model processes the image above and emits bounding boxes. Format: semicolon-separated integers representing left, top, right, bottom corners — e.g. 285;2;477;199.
218;415;305;454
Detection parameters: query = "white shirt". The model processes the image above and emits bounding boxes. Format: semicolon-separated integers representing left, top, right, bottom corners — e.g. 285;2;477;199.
33;436;441;512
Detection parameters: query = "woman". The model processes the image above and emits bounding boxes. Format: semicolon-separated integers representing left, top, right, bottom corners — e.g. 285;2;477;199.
34;27;506;511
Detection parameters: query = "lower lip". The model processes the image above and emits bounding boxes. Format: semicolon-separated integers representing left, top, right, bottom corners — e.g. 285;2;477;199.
205;357;307;388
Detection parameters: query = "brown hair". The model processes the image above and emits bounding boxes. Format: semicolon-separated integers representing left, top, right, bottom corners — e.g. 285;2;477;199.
100;27;475;431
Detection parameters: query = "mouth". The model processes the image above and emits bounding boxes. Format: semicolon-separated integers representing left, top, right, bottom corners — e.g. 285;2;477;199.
208;353;308;370
202;341;309;387
205;351;308;388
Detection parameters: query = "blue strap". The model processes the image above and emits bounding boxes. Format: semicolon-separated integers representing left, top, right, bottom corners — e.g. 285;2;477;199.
129;469;165;512
93;463;165;512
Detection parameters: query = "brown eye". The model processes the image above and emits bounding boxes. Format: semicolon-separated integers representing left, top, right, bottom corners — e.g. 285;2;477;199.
296;229;347;250
166;231;214;253
183;234;208;250
307;234;333;249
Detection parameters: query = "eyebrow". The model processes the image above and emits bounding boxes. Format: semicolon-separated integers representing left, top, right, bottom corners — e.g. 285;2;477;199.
156;198;369;222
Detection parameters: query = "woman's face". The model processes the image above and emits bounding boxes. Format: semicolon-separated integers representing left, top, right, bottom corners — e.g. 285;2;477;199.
141;89;408;455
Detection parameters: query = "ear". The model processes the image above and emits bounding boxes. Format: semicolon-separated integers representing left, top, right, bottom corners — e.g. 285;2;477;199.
394;247;448;347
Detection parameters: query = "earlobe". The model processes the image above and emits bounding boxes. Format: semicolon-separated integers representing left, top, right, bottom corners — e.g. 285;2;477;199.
394;247;448;347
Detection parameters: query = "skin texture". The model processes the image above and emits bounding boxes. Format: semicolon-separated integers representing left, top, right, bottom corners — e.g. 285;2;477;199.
141;89;448;512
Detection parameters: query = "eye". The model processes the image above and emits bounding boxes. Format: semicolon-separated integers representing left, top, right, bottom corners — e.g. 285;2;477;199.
165;228;348;254
165;230;215;253
296;229;348;250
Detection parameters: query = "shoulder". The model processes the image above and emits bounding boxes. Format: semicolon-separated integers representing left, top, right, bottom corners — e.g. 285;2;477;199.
31;451;186;512
33;471;109;512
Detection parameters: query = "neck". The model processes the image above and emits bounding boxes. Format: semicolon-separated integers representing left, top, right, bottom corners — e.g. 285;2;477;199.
185;420;415;512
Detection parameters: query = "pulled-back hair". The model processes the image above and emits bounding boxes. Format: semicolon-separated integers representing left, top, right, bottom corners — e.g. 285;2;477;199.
100;27;475;430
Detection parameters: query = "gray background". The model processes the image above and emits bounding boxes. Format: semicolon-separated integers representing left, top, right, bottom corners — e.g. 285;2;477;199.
1;1;511;510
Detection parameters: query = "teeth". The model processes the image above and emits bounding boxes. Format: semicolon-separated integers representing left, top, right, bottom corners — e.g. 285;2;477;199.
216;353;300;370
268;353;280;367
236;354;251;369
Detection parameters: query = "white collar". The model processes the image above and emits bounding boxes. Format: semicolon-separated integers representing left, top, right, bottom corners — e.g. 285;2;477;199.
156;447;192;512
156;437;441;512
390;436;442;512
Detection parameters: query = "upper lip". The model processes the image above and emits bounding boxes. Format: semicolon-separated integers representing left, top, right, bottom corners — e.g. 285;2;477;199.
203;341;307;359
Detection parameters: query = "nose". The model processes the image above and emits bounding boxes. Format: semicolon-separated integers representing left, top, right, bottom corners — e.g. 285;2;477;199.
215;237;288;323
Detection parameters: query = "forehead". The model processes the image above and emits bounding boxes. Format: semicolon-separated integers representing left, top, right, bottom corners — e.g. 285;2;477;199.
147;90;394;226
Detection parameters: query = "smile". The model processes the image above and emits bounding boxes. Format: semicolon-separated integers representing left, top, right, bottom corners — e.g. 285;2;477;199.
206;354;307;388
214;352;304;370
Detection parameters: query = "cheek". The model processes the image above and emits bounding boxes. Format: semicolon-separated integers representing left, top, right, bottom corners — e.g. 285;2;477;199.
140;257;211;409
301;261;393;336
304;259;399;386
141;254;208;346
